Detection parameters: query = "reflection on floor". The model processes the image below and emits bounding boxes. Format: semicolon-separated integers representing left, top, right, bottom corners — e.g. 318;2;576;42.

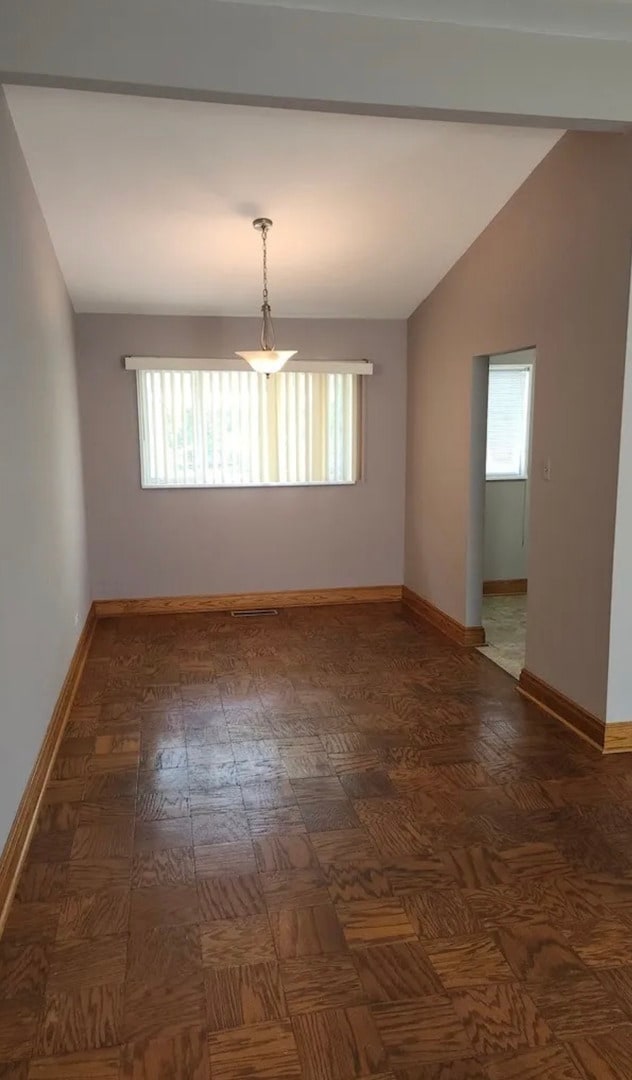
478;594;527;679
6;604;632;1077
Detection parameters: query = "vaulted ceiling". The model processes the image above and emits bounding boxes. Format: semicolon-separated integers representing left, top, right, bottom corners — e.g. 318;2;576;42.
5;86;561;318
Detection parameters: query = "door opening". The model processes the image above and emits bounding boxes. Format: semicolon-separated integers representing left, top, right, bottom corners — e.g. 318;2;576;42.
474;349;534;678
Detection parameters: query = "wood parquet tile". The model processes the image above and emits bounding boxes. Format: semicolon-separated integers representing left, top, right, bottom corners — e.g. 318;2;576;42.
495;921;586;983
337;898;418;948
299;798;359;832
199;915;276;967
528;971;629;1039
485;1044;584;1079
325;862;392;904
204;961;286;1031
56;886;130;941
270;904;347;958
0;1062;29;1079
392;1062;487;1080
425;934;515;988
120;1026;209;1080
6;603;632;1078
131;846;195;888
129;882;200;928
0;942;49;1001
310;828;380;866
28;1047;122;1078
597;964;632;1017
403;888;483;938
254;834;318;872
261;869;330;911
2;902;60;945
126;924;202;985
197;872;266;919
0;1001;40;1061
565;1025;632;1080
194;839;257;877
208;1018;302;1080
372;995;472;1067
451;983;553;1057
121;975;205;1043
353;941;443;1001
293;1005;387;1079
565;918;632;969
47;936;127;993
280;955;366;1015
66;857;132;894
36;986;122;1056
133;816;192;852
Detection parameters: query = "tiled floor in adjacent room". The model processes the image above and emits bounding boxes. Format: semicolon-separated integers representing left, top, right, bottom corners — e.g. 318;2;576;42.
479;595;527;680
3;602;632;1078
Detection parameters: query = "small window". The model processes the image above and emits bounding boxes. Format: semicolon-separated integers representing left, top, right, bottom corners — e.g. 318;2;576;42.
486;364;532;480
135;368;360;488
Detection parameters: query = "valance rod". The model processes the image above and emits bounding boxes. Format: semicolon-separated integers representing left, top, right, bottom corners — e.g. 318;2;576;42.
124;356;373;375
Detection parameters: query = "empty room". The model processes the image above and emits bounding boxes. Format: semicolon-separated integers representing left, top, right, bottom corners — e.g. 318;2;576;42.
2;2;632;1078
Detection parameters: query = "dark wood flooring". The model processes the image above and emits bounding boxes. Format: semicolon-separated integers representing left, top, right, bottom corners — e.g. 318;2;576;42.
3;603;632;1078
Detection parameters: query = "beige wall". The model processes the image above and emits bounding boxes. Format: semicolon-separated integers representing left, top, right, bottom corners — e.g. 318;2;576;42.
75;314;406;600
406;131;632;720
0;90;89;850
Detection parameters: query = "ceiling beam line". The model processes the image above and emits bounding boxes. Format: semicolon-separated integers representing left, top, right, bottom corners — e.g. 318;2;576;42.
1;0;632;129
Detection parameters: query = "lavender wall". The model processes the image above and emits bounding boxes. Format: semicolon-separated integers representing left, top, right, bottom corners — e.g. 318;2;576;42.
75;314;406;599
406;131;632;720
0;90;89;850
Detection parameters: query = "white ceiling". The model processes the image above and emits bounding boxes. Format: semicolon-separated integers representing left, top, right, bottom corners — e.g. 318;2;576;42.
5;86;561;319
216;0;632;40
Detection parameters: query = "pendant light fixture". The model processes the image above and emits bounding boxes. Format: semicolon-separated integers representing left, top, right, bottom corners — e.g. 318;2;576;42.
236;217;296;376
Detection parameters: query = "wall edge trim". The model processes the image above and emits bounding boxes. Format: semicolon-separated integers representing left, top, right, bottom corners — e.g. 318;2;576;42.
94;585;403;618
603;720;632;754
0;604;97;938
483;578;528;596
402;585;485;646
517;667;606;751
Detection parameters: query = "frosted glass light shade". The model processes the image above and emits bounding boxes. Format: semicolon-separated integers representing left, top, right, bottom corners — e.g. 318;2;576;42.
236;350;297;375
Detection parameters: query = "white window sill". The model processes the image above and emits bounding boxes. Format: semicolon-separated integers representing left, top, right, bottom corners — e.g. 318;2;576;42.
140;480;359;490
485;475;528;482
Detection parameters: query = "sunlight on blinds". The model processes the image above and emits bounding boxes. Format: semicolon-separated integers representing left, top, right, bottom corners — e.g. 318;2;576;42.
137;369;359;488
486;366;532;479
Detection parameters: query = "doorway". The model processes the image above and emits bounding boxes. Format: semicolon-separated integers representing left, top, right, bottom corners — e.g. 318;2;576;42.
477;349;534;677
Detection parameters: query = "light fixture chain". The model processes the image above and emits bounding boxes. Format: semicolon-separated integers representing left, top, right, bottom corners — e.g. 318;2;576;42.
259;222;275;351
261;223;269;306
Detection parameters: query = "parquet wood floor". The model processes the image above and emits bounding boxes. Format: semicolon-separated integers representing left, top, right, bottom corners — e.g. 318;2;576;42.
4;602;632;1078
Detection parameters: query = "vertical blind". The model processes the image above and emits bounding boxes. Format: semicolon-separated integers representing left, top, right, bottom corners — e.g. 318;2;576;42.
486;365;532;479
136;369;360;487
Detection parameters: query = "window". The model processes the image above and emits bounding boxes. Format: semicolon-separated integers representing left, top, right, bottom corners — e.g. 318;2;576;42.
135;367;361;488
486;364;532;480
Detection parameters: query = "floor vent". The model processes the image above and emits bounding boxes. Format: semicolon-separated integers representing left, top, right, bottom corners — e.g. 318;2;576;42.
231;608;279;617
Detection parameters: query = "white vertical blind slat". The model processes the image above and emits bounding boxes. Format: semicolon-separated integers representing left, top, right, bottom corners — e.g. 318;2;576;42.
136;369;360;487
486;367;532;479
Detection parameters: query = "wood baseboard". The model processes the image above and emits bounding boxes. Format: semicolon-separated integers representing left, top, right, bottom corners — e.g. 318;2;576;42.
94;585;403;618
402;586;485;646
0;605;97;938
484;579;528;596
603;721;632;754
517;668;605;751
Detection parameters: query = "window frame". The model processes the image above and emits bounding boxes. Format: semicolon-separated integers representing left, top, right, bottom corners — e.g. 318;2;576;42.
485;361;533;483
127;358;371;491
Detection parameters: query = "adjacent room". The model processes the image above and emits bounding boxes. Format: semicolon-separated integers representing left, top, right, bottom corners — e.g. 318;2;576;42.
2;3;632;1077
478;349;533;678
